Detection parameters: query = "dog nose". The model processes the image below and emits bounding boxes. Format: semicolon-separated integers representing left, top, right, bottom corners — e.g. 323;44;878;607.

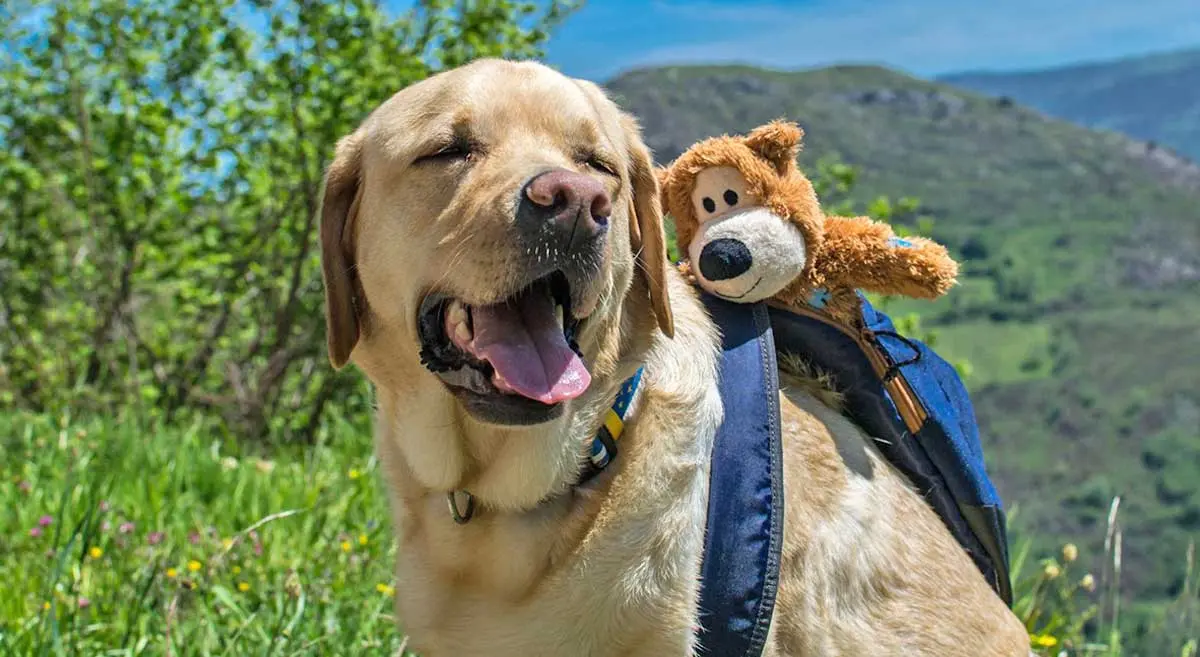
522;169;611;249
698;238;753;281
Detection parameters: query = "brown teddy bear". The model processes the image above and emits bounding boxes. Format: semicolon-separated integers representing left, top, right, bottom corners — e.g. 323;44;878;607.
657;119;959;322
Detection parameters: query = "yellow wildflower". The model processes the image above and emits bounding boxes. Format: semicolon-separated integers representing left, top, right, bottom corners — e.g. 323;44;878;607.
237;581;250;592
232;566;242;575
166;568;178;579
1031;634;1058;647
1080;573;1096;592
1043;563;1061;579
348;468;362;480
222;538;234;550
341;540;352;553
376;583;395;596
43;601;51;611
187;560;202;573
358;534;369;546
88;546;103;559
1062;543;1078;563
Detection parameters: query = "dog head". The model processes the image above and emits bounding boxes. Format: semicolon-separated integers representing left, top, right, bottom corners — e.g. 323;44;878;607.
319;59;672;436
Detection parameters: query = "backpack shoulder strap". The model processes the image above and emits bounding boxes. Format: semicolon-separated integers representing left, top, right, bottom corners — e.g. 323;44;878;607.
695;291;785;657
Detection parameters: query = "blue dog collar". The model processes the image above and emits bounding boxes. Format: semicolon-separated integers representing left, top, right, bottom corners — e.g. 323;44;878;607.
580;366;644;482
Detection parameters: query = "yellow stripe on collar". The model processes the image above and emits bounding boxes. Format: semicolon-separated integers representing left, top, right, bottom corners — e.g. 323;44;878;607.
603;407;625;440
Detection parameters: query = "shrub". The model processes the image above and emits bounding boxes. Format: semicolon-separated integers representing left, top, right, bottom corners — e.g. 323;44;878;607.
0;0;578;440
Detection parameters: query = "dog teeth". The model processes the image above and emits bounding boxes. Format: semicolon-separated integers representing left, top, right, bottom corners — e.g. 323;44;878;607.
447;301;468;326
554;303;564;330
446;300;473;342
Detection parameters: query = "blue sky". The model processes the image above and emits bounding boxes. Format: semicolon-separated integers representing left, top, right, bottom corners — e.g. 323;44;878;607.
543;0;1200;82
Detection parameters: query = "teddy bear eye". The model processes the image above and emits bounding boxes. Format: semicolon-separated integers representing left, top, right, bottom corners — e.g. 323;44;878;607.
702;197;716;213
723;189;738;206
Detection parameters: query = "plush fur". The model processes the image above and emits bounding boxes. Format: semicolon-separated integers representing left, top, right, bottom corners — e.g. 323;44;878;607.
318;59;1030;656
658;120;960;322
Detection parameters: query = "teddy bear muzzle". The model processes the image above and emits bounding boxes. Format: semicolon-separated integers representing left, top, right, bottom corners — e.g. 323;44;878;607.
688;207;808;303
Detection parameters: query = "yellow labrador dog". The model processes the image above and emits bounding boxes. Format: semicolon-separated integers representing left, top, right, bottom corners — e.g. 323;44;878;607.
319;58;1030;656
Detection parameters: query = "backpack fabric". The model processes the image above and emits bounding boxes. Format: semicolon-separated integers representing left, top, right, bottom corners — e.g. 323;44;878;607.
766;291;1012;604
693;287;1012;655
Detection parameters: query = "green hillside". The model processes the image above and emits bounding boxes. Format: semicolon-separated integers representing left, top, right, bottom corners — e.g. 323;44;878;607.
940;48;1200;162
606;64;1200;611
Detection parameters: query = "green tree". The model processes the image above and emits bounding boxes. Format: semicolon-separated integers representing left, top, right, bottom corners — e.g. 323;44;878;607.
0;0;578;440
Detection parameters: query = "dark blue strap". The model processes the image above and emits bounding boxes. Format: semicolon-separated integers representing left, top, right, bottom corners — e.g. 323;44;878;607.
696;293;784;657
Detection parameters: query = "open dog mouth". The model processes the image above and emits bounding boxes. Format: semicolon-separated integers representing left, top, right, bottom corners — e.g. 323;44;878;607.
417;270;591;409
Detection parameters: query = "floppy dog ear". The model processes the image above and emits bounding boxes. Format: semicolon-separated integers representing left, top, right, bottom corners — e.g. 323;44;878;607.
622;115;674;338
320;131;366;369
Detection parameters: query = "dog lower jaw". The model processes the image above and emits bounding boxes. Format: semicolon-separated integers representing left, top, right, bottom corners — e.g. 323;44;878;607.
451;385;567;426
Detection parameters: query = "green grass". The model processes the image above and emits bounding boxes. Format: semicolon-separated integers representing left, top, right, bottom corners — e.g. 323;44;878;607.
8;402;1200;655
929;320;1056;386
0;410;409;656
5;408;1199;655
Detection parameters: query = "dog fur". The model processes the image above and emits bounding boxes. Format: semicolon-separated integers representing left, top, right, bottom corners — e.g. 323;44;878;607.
318;58;1030;657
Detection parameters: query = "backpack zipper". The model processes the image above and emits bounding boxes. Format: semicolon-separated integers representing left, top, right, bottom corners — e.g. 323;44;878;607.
767;300;929;434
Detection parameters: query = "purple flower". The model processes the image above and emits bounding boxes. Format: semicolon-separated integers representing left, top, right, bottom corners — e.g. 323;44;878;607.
147;532;164;545
98;501;110;513
253;542;263;556
38;515;53;527
118;522;135;534
77;597;91;609
100;520;111;532
29;527;43;538
188;532;201;545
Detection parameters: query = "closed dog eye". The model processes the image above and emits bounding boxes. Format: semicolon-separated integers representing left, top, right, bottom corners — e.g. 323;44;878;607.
574;147;619;178
584;156;618;177
415;141;475;165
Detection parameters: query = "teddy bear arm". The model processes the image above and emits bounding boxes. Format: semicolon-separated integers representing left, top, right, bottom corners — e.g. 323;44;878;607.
816;216;956;299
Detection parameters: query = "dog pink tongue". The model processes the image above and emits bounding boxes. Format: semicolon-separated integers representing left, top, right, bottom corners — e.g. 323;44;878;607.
469;291;591;404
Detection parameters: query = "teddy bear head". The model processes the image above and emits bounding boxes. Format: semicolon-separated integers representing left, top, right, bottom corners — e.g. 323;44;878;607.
658;120;824;303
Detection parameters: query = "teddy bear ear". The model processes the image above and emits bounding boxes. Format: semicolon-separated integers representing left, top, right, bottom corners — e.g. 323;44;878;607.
743;120;804;175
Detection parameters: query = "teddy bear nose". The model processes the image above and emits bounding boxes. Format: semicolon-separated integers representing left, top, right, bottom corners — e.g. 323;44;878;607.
699;238;754;281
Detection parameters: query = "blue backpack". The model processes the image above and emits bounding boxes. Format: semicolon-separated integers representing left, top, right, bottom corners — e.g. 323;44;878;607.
694;288;1011;656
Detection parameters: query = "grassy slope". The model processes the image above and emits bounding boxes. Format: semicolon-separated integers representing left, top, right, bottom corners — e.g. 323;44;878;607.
606;64;1200;606
939;48;1200;162
0;411;410;656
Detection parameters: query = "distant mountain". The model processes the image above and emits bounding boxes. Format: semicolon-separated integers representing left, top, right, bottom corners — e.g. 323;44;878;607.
606;64;1200;626
939;48;1200;162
